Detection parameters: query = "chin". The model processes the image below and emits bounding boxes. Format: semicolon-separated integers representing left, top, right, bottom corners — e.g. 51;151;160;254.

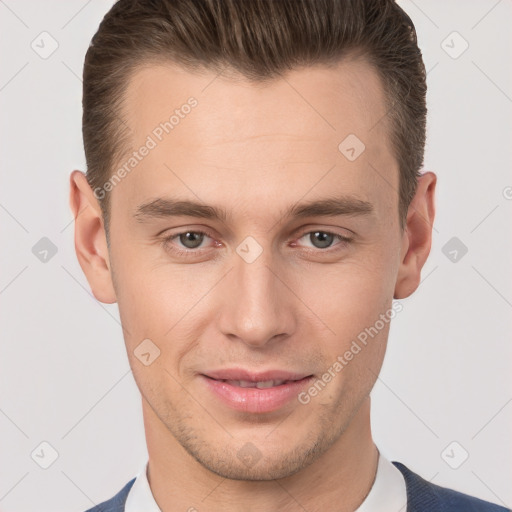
182;434;331;482
197;455;307;481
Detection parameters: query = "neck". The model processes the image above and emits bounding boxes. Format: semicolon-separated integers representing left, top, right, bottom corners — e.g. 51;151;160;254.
144;396;378;512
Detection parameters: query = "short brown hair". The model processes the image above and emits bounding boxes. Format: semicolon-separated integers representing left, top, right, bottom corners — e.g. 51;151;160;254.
83;0;426;236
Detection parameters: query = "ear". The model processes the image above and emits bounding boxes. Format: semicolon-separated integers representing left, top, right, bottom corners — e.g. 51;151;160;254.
69;170;117;304
394;171;437;299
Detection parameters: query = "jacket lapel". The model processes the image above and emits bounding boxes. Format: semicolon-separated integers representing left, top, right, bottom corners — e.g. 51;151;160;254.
392;461;441;512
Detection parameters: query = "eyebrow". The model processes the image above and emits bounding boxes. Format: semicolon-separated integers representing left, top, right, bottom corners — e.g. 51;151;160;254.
134;195;374;223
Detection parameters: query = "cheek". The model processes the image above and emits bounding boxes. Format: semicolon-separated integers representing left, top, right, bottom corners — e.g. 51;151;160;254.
295;248;397;372
113;258;213;384
303;257;395;329
113;251;206;334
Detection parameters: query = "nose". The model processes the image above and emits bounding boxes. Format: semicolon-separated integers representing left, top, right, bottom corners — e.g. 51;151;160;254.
217;247;296;349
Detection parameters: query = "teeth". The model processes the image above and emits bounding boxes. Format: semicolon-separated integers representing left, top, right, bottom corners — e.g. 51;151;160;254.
225;379;287;388
238;380;257;388
256;380;284;388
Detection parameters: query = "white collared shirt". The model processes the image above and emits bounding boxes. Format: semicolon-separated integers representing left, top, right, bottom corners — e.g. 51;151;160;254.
125;449;407;511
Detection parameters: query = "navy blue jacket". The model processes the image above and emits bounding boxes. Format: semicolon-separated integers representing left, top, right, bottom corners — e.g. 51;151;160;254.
85;461;510;511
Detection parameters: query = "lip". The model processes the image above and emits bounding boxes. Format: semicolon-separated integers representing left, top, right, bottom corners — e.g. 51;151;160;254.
200;369;314;414
203;368;310;382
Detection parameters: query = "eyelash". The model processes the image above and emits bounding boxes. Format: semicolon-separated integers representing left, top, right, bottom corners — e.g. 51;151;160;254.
160;229;219;258
160;228;352;258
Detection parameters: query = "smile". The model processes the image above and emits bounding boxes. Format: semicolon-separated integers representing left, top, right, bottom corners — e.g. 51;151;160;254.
200;370;314;413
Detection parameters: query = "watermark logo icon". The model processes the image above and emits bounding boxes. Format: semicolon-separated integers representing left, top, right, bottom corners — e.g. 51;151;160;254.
31;441;59;469
338;134;366;161
442;236;468;263
237;442;262;468
31;32;59;59
32;237;58;263
134;338;161;366
441;31;469;59
236;236;263;264
441;441;469;469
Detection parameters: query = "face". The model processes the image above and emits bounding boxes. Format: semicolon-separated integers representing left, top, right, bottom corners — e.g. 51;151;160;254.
75;57;429;481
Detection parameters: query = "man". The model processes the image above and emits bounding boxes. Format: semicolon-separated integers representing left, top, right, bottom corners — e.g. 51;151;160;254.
69;0;509;510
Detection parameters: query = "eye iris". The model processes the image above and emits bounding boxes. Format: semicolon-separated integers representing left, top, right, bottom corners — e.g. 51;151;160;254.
310;231;333;249
179;232;204;249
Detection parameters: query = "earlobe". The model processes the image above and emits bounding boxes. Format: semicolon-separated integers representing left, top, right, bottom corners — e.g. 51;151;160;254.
69;170;117;304
394;171;437;299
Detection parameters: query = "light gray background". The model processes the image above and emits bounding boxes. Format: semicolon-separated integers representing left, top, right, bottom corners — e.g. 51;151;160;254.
0;0;511;510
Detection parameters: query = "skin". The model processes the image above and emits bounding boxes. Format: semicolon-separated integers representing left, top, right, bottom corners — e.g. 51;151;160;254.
70;56;436;511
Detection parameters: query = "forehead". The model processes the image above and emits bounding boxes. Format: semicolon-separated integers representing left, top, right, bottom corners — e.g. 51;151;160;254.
114;58;397;226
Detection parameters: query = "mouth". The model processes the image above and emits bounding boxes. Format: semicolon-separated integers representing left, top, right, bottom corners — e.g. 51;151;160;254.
199;369;314;413
211;378;299;389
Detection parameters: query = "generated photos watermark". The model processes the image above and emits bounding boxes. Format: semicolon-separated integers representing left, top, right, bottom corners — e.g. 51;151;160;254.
298;301;403;405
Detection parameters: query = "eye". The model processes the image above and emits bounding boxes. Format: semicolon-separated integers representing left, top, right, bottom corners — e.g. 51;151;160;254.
160;230;217;257
304;231;335;249
294;230;352;251
175;231;208;249
159;228;352;260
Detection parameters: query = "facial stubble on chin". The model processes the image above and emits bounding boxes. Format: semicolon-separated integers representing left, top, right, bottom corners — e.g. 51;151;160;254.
149;386;365;482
